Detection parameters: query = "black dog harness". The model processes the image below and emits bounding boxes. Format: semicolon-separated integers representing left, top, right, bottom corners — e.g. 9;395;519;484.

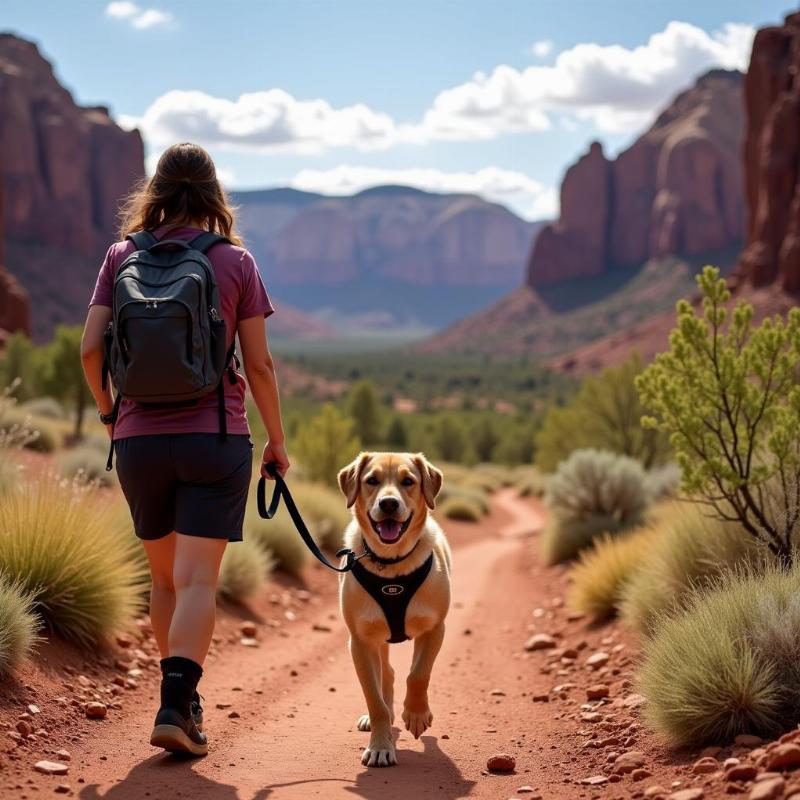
351;541;434;644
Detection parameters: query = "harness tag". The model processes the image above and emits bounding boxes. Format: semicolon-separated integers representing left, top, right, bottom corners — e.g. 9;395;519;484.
382;584;404;596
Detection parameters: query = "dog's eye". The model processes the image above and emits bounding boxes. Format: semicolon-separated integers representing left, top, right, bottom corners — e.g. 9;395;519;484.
401;477;415;487
365;476;379;486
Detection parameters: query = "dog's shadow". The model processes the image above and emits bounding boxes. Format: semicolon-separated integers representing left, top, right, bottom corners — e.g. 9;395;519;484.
345;734;475;800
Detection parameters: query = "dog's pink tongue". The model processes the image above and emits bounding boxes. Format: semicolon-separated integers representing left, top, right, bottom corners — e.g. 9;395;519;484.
377;519;401;541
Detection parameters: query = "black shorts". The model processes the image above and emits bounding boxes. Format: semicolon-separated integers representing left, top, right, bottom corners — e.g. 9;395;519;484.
114;434;253;542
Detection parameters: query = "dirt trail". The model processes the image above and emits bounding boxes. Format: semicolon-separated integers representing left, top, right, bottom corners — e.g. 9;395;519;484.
58;488;555;800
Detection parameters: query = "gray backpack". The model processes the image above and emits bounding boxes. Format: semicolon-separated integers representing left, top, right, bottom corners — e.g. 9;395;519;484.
102;230;236;468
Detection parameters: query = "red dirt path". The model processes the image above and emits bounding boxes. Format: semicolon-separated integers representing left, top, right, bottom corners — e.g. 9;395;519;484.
1;490;749;799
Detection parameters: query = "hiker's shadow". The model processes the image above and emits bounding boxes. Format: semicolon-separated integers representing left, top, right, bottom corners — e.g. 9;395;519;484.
345;734;474;800
79;753;270;800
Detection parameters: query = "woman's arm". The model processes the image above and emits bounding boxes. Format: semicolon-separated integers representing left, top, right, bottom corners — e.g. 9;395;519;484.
80;305;114;435
238;315;290;478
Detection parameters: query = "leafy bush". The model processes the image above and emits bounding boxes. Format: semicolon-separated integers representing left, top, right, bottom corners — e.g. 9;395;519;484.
18;397;64;420
245;508;308;575
619;502;767;635
541;449;649;564
295;403;361;487
437;484;489;515
515;467;545;498
217;540;273;602
536;355;670;473
569;529;655;621
438;496;482;522
0;577;39;676
637;266;800;563
637;566;800;746
58;445;116;487
0;478;147;644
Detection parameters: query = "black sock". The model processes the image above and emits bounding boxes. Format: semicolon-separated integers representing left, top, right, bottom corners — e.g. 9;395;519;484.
160;657;203;718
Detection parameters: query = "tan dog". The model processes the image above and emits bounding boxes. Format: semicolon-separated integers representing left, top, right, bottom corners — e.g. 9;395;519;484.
337;452;451;767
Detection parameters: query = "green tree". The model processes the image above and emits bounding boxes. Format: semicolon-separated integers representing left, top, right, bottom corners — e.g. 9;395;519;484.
0;332;39;401
473;417;500;462
38;325;88;439
434;416;465;463
348;380;381;446
535;355;670;472
295;403;361;486
636;266;800;564
386;415;409;449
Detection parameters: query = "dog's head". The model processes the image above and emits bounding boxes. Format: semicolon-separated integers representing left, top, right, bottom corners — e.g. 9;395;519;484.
338;452;443;550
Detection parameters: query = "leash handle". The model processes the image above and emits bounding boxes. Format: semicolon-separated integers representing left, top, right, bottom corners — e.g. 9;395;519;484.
257;462;359;573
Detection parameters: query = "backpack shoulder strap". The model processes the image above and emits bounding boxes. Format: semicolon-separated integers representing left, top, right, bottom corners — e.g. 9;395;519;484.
126;230;158;251
188;232;230;254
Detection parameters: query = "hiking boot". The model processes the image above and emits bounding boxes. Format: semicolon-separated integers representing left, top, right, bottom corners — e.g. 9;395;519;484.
150;706;208;756
191;691;203;732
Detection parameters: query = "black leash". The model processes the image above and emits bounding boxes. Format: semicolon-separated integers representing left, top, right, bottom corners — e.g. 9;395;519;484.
257;462;364;573
257;462;425;573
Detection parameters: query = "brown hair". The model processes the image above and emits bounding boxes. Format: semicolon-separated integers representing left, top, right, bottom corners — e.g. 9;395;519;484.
119;143;241;244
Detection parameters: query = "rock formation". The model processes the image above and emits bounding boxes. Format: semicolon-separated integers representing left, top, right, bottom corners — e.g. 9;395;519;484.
527;70;745;287
737;12;800;292
0;33;144;338
0;153;31;341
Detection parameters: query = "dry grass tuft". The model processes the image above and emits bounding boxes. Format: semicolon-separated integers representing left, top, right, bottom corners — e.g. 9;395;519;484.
0;577;40;676
218;540;274;602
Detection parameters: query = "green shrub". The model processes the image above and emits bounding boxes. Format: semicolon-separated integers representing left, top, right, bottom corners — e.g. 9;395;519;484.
218;540;273;602
295;403;361;487
18;397;64;420
542;449;648;564
514;467;545;498
438;496;482;522
0;577;40;676
619;502;767;635
58;445;116;487
245;508;308;575
437;484;489;515
0;478;147;644
569;529;655;621
0;407;58;452
637;566;800;746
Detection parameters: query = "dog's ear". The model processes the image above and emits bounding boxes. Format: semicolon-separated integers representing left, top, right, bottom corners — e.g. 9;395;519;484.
338;452;372;508
413;453;443;509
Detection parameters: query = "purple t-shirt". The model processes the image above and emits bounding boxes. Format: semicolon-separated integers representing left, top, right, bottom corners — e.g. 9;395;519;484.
90;226;274;440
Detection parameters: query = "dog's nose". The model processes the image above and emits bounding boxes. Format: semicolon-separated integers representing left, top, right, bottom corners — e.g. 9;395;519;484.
379;497;400;514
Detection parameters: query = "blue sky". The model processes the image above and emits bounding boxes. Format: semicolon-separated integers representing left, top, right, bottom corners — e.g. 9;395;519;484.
3;0;793;218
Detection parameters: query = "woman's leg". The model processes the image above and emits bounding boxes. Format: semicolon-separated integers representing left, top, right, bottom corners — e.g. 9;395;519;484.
142;533;177;659
169;534;227;665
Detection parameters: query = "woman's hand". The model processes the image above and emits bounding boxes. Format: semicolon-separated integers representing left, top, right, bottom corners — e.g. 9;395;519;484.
261;440;290;479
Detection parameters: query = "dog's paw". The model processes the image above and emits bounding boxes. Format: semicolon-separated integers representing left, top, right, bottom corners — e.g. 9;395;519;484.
361;739;397;768
356;714;371;731
402;707;433;739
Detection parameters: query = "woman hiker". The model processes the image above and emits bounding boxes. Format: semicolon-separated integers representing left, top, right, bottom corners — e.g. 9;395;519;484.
80;142;290;756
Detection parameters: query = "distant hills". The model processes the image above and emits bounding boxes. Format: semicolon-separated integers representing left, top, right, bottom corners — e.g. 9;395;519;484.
232;186;544;333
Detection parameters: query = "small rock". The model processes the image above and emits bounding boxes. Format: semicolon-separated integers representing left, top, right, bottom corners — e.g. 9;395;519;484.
487;754;516;772
645;787;667;799
85;702;107;720
516;788;536;795
587;684;610;701
16;721;32;737
56;750;71;762
27;704;40;715
490;689;506;697
693;757;720;774
581;712;603;723
766;742;800;771
34;761;69;776
215;703;232;710
621;693;647;709
632;769;654;781
239;621;257;638
701;746;723;759
228;711;240;719
613;751;646;774
586;652;610;669
524;634;556;652
668;790;704;800
54;785;70;794
240;638;259;647
312;623;332;632
580;775;609;786
736;734;765;748
532;694;549;703
748;777;786;800
726;764;758;782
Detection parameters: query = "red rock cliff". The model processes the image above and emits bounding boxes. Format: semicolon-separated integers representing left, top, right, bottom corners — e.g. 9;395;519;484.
0;34;144;338
737;13;800;292
0;152;31;341
527;70;745;287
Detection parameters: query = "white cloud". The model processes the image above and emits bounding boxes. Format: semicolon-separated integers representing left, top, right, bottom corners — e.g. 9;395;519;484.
423;21;754;135
289;165;557;220
105;2;172;29
531;39;554;58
